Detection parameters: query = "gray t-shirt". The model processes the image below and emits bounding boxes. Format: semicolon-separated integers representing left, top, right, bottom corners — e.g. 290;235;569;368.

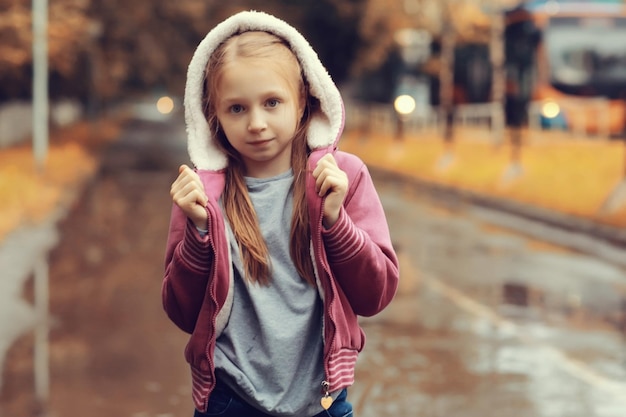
214;169;326;417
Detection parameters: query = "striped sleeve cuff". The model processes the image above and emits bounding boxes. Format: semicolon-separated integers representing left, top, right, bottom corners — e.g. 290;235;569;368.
321;208;365;262
178;218;212;273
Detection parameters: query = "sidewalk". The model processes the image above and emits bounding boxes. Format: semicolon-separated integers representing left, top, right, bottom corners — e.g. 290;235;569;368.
339;126;626;244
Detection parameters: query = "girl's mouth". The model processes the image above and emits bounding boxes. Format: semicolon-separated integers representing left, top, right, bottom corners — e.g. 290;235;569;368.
249;138;272;146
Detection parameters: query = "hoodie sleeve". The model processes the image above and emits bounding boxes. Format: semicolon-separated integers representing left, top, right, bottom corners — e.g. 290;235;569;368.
321;153;399;316
162;203;214;334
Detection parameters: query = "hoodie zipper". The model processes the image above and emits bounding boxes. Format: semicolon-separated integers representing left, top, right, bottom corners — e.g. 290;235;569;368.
316;196;337;405
203;213;220;412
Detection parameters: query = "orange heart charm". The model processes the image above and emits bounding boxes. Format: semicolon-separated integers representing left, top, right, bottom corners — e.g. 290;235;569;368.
320;396;333;410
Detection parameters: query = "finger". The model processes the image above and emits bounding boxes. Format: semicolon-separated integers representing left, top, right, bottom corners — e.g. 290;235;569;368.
314;164;340;190
170;174;194;198
316;173;340;197
312;154;336;177
172;168;206;202
171;165;192;192
314;167;329;194
172;187;205;211
176;180;207;207
182;172;207;204
318;153;337;165
316;175;327;196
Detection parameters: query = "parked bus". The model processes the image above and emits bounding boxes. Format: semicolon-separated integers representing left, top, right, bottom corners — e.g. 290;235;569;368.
510;0;626;136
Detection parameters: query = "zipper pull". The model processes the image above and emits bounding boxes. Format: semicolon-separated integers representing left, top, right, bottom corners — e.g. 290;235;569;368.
320;380;333;410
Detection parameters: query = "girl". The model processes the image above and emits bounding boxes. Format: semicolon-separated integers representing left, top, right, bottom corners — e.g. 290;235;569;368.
163;10;399;417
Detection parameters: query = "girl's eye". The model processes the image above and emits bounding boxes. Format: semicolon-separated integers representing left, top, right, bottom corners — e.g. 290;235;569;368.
266;99;280;108
230;105;244;114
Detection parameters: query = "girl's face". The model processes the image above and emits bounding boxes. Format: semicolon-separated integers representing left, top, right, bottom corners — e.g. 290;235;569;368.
215;58;303;178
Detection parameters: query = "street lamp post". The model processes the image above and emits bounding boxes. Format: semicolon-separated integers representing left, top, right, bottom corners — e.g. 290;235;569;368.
32;0;49;170
32;0;50;413
489;8;505;145
439;3;455;148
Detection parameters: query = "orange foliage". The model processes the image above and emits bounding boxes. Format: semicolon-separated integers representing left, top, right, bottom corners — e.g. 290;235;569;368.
0;0;93;76
340;127;626;227
0;120;121;241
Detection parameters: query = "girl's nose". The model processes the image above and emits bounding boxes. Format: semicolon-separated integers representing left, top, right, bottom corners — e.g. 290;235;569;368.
248;109;267;132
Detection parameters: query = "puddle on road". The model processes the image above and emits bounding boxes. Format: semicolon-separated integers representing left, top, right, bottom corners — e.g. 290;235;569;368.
355;279;626;417
365;187;626;417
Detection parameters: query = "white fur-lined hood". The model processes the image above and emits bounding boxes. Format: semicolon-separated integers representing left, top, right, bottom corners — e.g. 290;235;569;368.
184;10;345;171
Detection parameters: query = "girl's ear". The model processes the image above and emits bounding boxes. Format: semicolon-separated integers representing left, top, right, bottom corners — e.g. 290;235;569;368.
298;81;308;120
298;98;306;122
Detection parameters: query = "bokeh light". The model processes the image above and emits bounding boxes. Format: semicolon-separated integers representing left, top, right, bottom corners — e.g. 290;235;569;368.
156;96;174;115
541;100;560;119
394;94;416;116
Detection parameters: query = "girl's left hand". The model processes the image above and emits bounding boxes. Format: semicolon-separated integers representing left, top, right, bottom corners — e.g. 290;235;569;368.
312;154;348;228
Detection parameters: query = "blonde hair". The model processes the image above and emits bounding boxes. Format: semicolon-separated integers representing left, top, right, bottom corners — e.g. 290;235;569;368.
203;31;318;286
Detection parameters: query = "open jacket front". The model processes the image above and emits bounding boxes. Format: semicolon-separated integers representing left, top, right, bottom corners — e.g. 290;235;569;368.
161;10;399;413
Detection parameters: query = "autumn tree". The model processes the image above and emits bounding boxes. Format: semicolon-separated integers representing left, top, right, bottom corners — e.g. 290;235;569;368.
0;0;221;102
86;0;219;105
0;0;94;100
2;0;496;107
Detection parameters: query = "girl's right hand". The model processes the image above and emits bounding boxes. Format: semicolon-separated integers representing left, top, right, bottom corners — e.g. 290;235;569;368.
170;164;209;229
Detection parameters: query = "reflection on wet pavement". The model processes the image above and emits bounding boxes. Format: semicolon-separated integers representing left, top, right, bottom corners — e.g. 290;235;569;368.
350;184;626;416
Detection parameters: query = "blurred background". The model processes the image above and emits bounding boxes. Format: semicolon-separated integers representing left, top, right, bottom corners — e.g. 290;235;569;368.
2;0;626;416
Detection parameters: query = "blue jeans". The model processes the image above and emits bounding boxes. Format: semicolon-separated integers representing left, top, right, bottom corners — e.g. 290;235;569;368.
193;381;353;417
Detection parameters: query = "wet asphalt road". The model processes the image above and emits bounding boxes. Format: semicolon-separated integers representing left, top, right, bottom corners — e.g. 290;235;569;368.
358;185;626;416
0;115;194;417
2;113;626;417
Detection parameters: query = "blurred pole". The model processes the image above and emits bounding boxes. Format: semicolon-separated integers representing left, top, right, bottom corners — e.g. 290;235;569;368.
439;2;455;151
490;9;505;145
32;1;50;411
32;0;49;170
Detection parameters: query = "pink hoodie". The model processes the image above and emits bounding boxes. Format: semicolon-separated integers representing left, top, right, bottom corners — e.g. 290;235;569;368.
162;10;399;413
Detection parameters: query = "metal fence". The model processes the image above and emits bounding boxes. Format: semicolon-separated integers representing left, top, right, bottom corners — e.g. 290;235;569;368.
345;99;615;141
